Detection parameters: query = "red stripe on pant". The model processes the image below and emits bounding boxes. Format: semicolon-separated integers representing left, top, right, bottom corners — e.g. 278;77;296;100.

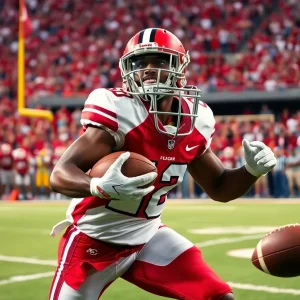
49;226;80;300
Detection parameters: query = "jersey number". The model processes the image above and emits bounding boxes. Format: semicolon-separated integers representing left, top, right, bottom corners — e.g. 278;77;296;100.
106;163;187;218
108;88;133;98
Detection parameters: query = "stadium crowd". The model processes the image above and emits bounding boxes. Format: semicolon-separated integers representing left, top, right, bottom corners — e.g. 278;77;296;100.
0;0;299;200
0;100;299;200
0;0;299;102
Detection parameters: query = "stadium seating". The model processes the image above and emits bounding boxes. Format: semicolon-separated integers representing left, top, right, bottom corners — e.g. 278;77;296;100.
0;0;299;199
0;0;299;100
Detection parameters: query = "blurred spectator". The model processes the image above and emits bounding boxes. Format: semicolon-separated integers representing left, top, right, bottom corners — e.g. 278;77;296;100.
272;147;289;198
0;143;14;198
260;104;273;115
285;147;300;196
12;147;32;200
0;0;299;102
0;0;300;199
35;148;51;199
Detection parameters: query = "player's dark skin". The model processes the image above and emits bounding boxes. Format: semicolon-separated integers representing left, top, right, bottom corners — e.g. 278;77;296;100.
50;56;252;300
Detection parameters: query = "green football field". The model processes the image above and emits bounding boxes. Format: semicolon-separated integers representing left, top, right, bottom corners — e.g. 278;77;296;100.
1;199;300;300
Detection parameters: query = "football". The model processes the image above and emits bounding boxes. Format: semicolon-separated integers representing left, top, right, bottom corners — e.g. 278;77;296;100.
251;223;300;277
89;151;157;187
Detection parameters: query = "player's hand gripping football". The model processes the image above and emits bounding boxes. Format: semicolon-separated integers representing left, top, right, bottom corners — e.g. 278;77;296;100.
90;152;157;201
242;139;277;177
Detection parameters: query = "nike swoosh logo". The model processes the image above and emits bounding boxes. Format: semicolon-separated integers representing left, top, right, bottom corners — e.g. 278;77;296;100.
186;145;200;151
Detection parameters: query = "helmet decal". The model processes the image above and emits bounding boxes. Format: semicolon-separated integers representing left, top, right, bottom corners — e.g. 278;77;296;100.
138;28;157;43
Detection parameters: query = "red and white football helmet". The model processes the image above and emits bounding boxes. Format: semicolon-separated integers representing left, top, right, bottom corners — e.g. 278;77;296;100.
119;28;201;136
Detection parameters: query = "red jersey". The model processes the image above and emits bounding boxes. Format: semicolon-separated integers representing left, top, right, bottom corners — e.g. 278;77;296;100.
14;157;29;175
65;88;215;245
12;148;30;175
0;153;13;170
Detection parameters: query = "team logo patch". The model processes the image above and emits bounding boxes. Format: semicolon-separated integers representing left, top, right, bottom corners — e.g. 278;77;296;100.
86;248;99;256
168;140;175;150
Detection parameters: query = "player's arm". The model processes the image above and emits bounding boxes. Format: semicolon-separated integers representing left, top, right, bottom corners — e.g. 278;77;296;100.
188;148;257;202
50;126;115;198
51;88;157;200
188;140;277;202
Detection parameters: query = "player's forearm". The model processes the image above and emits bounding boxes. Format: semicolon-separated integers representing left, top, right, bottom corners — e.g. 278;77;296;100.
50;164;92;198
211;166;258;202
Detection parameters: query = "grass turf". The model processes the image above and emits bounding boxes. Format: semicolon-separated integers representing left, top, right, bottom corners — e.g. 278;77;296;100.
0;199;299;300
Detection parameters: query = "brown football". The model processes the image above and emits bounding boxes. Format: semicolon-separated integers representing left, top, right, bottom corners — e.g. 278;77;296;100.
251;223;300;277
89;151;157;187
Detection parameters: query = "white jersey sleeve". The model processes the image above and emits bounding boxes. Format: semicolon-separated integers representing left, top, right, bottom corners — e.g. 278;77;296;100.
194;101;216;155
81;88;119;133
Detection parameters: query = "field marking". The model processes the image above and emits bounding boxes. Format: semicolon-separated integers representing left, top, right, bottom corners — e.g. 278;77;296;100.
0;226;50;234
190;226;275;235
1;198;300;207
0;272;54;286
1;254;300;296
0;201;70;206
196;234;262;247
167;199;300;204
0;255;56;266
228;282;300;295
166;206;236;211
227;248;254;259
0;206;65;212
1;270;300;296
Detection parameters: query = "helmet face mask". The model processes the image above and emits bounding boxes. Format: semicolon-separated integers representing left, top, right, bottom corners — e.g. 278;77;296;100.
119;28;201;137
128;53;174;91
120;49;187;96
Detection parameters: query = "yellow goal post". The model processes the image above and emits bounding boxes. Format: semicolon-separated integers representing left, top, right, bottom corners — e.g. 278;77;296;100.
18;0;53;121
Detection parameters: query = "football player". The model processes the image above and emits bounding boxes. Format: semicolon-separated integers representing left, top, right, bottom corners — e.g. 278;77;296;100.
50;146;66;200
35;148;51;198
49;28;277;300
0;143;14;199
12;147;32;200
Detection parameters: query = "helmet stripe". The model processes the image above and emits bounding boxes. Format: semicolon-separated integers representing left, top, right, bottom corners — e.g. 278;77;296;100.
138;28;157;44
149;28;157;42
138;30;145;43
142;28;153;43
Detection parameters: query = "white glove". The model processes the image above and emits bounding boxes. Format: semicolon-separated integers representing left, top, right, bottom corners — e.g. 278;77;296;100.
90;152;157;201
242;139;277;177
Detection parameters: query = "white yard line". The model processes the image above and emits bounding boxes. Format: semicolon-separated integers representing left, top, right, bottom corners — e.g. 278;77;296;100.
167;199;300;204
0;226;50;234
190;226;275;235
166;206;236;210
1;199;299;206
1;269;299;296
196;234;262;247
0;272;54;286
0;254;300;296
228;282;300;295
0;206;64;212
0;255;56;266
